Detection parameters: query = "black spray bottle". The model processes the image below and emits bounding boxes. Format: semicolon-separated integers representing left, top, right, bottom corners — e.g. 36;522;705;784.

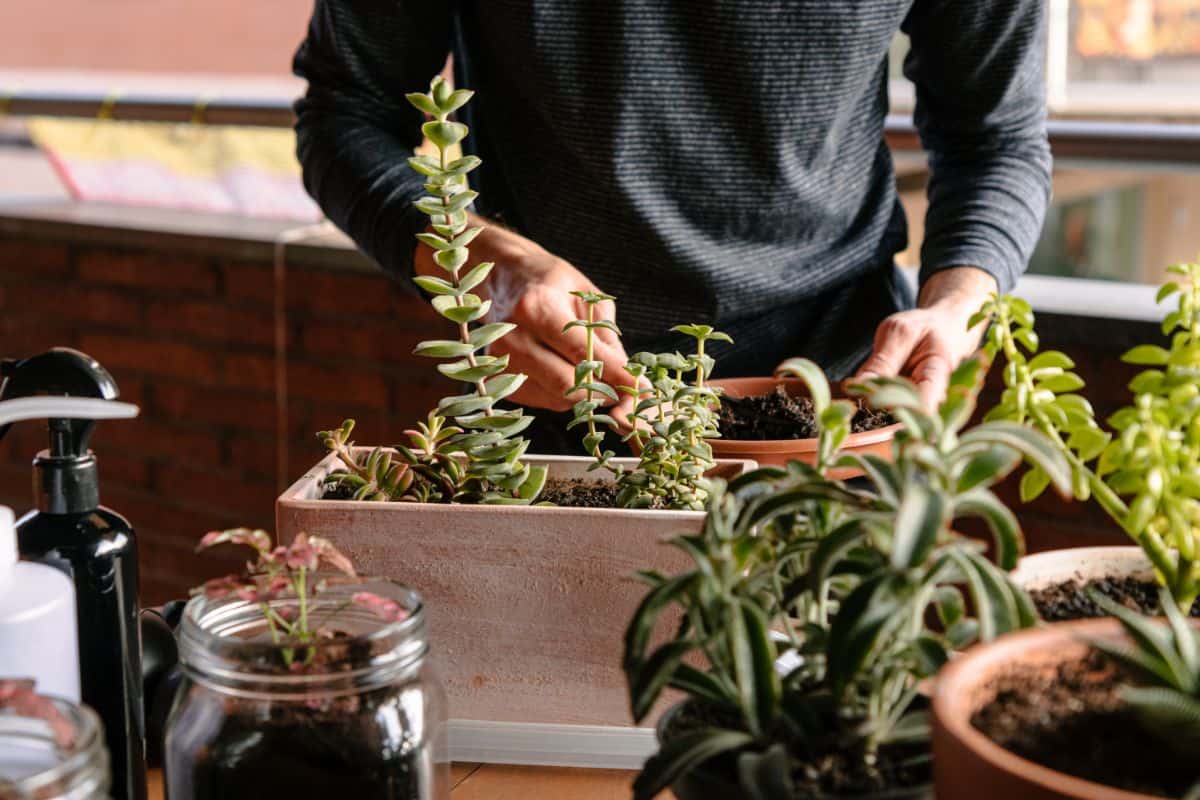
0;348;147;800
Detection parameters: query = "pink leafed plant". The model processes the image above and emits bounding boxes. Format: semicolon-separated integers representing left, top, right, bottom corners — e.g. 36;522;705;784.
0;679;75;749
194;528;406;667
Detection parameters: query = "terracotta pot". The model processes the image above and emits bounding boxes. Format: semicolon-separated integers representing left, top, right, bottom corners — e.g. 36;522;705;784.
708;377;900;479
276;453;753;732
657;702;933;800
1009;546;1152;593
932;619;1162;800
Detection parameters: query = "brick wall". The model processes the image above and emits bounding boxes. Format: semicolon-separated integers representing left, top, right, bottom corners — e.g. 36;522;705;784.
0;234;1160;601
0;237;447;604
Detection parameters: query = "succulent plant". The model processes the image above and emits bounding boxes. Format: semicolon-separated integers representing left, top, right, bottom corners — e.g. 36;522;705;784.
318;76;545;505
564;297;731;510
1088;587;1200;773
623;356;1069;798
195;528;405;669
980;255;1200;607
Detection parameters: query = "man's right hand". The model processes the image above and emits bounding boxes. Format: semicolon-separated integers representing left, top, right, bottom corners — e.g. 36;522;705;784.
414;213;636;421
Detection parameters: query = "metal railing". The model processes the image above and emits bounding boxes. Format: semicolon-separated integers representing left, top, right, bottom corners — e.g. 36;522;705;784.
4;88;1200;165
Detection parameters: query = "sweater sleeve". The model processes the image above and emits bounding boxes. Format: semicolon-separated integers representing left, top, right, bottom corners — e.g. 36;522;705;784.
901;0;1052;293
292;0;455;279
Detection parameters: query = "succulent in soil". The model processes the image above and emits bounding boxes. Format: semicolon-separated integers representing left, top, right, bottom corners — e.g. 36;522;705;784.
195;528;405;669
318;76;544;505
623;356;1069;799
980;255;1200;607
565;292;731;510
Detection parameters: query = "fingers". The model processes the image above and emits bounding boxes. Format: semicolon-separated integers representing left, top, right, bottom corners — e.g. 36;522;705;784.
855;314;924;380
910;351;951;410
491;331;577;412
532;292;637;404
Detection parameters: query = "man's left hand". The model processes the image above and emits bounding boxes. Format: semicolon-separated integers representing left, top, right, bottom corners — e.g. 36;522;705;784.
855;266;998;409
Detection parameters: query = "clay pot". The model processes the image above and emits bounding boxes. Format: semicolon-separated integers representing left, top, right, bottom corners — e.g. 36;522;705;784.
709;377;900;479
932;619;1161;800
1009;546;1152;593
277;453;753;740
657;703;932;800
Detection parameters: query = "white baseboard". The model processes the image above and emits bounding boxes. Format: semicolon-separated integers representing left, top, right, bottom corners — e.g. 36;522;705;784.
448;719;657;769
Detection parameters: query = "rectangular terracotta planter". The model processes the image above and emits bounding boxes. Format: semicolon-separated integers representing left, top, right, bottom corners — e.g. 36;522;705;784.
277;453;753;735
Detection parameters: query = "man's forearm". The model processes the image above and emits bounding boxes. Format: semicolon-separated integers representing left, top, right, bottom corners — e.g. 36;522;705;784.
918;266;998;312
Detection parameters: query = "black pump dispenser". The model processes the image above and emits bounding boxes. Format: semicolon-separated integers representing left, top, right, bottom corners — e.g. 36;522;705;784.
0;348;147;800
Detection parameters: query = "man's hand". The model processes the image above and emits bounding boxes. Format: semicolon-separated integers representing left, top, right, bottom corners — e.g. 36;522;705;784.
854;266;997;408
415;213;636;419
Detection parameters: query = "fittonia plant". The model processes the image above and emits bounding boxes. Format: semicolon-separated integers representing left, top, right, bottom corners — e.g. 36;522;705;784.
979;256;1200;606
566;291;730;510
319;76;545;505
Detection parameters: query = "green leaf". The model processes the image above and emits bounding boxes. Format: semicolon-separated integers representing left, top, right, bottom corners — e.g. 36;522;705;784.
670;665;736;709
826;574;901;697
934;586;965;627
443;189;479;215
413;339;475;359
960;422;1072;498
1124;345;1171;366
1028;351;1074;372
1038;373;1086;393
405;92;440;116
955;488;1024;570
1157;282;1181;304
437;356;509;383
413;275;458;296
458;261;494;293
629;641;693;722
422;120;468;149
956;445;1021;493
806;520;867;596
632;729;755;800
432;294;491;324
437;394;494;417
774;358;830;413
438;88;474;114
469;322;516;349
1019;466;1051;502
446;155;482;176
433;246;469;272
623;574;695;677
485;373;526;402
891;483;945;570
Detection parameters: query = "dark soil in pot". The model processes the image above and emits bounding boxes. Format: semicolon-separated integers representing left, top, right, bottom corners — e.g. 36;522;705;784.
718;385;894;441
538;477;622;508
663;702;932;799
1030;575;1200;622
178;701;425;800
971;651;1194;798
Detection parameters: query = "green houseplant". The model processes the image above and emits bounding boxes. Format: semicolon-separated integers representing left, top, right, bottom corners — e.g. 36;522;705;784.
623;356;1070;799
980;256;1200;612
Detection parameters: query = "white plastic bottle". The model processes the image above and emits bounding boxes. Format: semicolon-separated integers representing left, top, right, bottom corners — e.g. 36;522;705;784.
0;504;80;700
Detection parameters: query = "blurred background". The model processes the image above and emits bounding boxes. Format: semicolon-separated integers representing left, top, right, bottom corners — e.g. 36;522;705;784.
0;0;1198;601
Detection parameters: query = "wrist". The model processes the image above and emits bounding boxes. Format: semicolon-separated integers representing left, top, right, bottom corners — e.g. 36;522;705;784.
918;266;998;314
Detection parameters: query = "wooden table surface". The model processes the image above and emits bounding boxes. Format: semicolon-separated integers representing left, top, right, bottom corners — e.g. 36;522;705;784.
149;763;640;798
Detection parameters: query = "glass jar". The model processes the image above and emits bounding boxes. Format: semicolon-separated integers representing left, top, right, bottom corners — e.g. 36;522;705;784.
164;578;447;800
0;696;110;800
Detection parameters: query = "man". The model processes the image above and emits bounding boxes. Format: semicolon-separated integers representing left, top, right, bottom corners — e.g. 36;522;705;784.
293;1;1049;434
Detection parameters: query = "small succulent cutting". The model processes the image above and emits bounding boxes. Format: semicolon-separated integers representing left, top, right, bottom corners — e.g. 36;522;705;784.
565;292;730;510
318;76;544;505
196;528;406;668
623;357;1068;798
980;255;1200;607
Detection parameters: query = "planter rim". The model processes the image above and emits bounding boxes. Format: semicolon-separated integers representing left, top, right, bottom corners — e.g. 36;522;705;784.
709;376;902;455
279;452;755;520
1009;546;1153;591
932;618;1161;800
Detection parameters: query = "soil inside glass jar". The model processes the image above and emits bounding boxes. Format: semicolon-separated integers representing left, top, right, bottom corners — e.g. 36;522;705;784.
972;652;1194;798
1029;575;1200;621
717;385;894;441
183;698;425;800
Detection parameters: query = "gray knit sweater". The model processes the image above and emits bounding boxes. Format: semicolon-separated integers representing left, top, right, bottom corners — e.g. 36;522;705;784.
293;0;1050;378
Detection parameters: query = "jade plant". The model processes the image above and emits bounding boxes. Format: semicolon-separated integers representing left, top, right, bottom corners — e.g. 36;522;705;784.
318;75;545;505
623;356;1070;798
565;290;730;509
979;255;1200;606
196;528;406;668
